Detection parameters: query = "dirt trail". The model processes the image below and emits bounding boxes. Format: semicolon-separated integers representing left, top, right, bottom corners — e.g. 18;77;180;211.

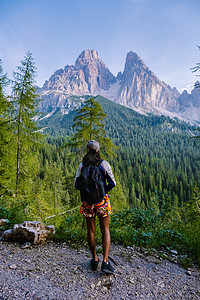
0;240;199;299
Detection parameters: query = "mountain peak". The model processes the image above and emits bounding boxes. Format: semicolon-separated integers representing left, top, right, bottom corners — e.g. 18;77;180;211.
125;51;147;70
75;49;99;64
126;51;141;60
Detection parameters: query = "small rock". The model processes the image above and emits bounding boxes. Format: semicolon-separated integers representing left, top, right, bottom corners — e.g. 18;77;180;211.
97;281;101;287
137;265;140;269
160;283;165;288
91;284;95;289
171;250;178;255
21;242;32;249
27;267;34;272
129;279;135;284
9;264;17;269
180;254;188;258
0;219;8;226
78;249;85;253
101;286;107;292
147;293;151;297
186;270;192;276
170;256;178;263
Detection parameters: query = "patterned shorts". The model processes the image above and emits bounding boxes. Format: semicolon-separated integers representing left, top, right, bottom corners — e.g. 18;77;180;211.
80;194;112;218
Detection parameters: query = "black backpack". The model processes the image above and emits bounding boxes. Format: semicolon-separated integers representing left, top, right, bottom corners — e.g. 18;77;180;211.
75;161;105;204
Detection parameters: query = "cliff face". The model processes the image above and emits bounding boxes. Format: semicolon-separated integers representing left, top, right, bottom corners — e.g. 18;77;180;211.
38;49;200;122
117;52;180;112
178;82;200;108
175;82;200;121
42;49;116;96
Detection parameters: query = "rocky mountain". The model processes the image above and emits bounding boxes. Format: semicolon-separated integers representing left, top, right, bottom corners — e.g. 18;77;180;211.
175;82;200;122
38;49;200;123
178;82;200;109
42;49;116;95
39;49;116;112
112;51;180;112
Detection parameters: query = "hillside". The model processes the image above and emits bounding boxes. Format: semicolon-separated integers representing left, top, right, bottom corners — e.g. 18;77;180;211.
38;95;200;207
38;95;196;137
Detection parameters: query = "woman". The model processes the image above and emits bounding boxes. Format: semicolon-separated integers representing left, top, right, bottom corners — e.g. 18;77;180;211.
74;140;116;273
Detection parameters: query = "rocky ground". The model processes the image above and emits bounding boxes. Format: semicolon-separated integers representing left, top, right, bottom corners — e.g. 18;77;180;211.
0;240;199;300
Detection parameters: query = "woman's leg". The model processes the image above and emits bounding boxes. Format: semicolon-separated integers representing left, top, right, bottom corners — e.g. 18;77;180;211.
99;216;110;263
86;217;98;261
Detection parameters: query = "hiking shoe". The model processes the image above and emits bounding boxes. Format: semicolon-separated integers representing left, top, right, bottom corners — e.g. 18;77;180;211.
101;262;114;274
91;259;99;271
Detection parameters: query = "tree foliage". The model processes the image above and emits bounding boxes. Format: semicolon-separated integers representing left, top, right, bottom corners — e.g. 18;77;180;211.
65;97;117;159
191;45;200;80
12;51;41;195
0;60;15;196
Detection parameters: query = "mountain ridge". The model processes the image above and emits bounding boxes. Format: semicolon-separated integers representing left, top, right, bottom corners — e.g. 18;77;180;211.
38;49;200;123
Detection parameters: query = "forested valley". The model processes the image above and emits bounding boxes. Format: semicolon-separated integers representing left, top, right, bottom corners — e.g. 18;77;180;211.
1;54;200;266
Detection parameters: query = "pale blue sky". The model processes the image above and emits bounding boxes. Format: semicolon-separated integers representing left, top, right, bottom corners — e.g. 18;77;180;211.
0;0;200;93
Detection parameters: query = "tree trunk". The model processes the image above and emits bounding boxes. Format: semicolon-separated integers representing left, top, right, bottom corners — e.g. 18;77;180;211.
16;107;21;195
16;139;20;194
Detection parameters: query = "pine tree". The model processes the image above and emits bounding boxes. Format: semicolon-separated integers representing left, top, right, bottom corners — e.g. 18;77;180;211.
0;60;15;197
130;181;137;206
0;60;9;115
109;173;127;211
191;45;200;88
12;51;41;195
63;97;119;208
66;97;117;159
44;161;67;214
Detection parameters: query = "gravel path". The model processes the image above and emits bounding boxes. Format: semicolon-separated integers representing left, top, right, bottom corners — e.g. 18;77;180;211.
0;240;199;299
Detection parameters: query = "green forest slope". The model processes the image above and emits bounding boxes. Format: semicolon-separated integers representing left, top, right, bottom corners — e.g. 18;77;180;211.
39;95;200;207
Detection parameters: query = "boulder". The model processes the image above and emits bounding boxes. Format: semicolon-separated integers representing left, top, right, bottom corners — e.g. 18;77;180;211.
0;219;8;226
2;221;55;244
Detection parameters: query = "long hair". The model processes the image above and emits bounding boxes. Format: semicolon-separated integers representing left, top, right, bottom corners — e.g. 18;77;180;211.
82;149;102;167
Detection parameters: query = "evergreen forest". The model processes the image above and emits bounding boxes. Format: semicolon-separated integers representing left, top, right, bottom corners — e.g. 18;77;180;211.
1;54;200;266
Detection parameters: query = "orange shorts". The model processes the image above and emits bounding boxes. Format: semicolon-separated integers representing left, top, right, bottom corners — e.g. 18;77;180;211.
80;194;112;218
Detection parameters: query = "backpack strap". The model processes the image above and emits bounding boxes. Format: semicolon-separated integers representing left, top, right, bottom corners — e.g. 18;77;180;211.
99;159;106;175
98;159;103;166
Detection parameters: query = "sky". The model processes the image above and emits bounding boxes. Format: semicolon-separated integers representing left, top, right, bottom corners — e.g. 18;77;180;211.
0;0;200;93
